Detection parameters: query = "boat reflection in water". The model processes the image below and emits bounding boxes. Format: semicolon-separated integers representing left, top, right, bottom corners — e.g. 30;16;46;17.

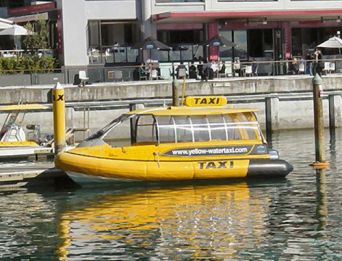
57;182;278;260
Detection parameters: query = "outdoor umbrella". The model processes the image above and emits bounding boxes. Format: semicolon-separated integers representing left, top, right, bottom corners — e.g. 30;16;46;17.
201;34;236;62
133;36;171;50
0;24;33;49
173;45;189;62
201;34;236;48
0;24;32;36
0;18;13;30
133;36;171;61
317;36;342;48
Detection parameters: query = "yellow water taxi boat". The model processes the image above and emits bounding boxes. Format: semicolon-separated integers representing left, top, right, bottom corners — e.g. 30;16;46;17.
55;96;293;183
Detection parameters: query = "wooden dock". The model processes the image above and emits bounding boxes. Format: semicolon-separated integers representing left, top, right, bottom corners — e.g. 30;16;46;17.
0;162;73;189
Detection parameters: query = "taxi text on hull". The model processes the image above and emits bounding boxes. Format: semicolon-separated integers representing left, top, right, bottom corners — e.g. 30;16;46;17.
55;96;293;184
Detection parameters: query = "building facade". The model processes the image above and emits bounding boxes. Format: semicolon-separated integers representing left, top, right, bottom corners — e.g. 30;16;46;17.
2;0;342;68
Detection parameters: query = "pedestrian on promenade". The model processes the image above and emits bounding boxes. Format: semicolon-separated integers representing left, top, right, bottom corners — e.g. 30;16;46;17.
233;57;241;77
313;48;323;76
197;58;204;80
189;61;197;79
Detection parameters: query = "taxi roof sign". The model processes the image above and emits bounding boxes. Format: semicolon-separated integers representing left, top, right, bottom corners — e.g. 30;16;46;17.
184;96;227;107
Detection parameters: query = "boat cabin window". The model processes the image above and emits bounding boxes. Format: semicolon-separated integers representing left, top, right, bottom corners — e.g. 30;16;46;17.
157;116;175;143
174;116;193;142
135;115;158;144
151;112;261;144
191;116;210;141
236;113;260;140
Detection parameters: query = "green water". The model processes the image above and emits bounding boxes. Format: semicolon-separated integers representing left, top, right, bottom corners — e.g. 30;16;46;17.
0;129;341;260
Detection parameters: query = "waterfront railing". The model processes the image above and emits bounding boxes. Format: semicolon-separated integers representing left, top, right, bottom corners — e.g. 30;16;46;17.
1;57;342;87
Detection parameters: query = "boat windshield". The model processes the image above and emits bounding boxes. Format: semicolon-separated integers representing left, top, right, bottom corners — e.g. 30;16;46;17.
86;114;130;141
134;112;263;144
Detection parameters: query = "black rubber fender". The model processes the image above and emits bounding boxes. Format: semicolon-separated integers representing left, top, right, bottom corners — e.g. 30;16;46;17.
247;159;293;178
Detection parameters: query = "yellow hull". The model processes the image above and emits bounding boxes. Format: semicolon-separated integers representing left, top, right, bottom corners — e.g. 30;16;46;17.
57;153;250;181
55;142;292;182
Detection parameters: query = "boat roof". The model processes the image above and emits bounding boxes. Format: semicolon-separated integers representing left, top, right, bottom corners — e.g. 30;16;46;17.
127;106;258;116
0;104;49;112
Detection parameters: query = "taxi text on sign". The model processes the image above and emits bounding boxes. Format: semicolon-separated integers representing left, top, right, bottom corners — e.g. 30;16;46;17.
184;96;227;107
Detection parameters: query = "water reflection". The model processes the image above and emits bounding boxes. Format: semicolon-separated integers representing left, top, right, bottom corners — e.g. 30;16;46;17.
0;129;342;260
316;170;327;229
57;182;281;260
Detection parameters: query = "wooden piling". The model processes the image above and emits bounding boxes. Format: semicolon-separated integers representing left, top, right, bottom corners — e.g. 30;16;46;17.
328;94;336;130
311;74;329;169
172;79;179;106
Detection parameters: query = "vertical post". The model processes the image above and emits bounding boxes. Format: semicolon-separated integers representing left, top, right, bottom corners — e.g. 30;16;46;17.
172;63;179;106
265;96;280;143
129;103;136;144
312;74;326;165
265;96;273;142
328;94;336;130
52;82;66;155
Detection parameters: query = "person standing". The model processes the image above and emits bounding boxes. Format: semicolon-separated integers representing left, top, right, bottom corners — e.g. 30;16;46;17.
176;62;187;79
189;61;197;79
233;57;241;77
197;59;204;80
211;60;219;78
313;48;322;76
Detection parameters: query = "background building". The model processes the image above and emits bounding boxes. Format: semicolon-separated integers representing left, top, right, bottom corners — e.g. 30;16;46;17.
1;0;342;70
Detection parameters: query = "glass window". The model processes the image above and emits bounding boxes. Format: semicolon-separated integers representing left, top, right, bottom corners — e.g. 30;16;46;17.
157;116;176;143
219;30;247;60
237;113;260;140
174;116;193;142
233;30;248;60
136;115;157;144
88;21;100;48
157;30;204;62
224;115;241;140
208;115;227;140
219;30;233;61
145;113;261;144
191;116;210;142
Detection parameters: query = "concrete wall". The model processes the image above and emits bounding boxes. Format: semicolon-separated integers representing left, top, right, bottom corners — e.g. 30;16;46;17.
1;75;342;103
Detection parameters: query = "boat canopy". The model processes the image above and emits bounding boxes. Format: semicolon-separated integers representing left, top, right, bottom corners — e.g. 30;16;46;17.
134;112;263;144
88;108;264;145
127;106;258;117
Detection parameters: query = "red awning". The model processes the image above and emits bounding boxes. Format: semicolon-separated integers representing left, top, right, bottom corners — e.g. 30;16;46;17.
153;9;342;23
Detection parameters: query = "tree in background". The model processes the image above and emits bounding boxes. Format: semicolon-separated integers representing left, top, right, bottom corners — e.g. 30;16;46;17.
23;17;49;51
